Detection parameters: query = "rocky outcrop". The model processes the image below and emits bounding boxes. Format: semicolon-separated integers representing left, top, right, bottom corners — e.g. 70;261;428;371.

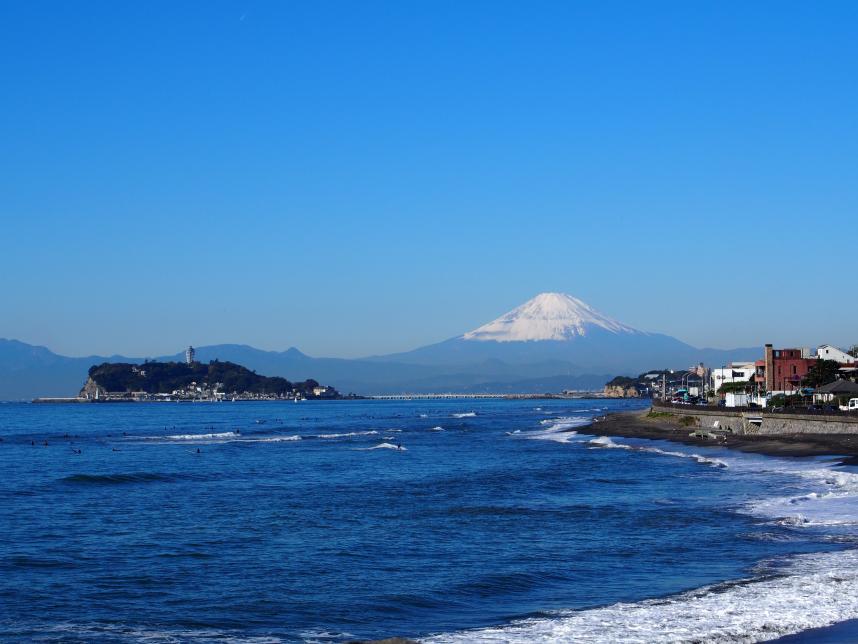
604;385;640;398
79;376;106;400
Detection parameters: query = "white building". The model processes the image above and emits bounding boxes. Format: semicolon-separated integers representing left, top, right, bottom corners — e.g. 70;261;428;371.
817;344;854;364
711;362;756;393
185;345;196;364
725;392;750;408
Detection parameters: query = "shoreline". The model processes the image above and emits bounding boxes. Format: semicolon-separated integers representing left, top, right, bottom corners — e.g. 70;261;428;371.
593;408;858;465
590;407;858;644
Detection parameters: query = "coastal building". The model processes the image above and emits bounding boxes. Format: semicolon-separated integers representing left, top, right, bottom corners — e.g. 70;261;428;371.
185;345;195;364
817;344;855;364
840;366;858;381
757;344;818;393
711;362;756;393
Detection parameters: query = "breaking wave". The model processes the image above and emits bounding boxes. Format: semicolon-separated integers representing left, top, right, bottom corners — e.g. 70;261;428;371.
520;416;591;443
739;459;858;528
241;435;302;443
425;549;858;643
161;432;238;441
355;442;407;451
588;436;728;468
132;430;383;445
314;431;379;439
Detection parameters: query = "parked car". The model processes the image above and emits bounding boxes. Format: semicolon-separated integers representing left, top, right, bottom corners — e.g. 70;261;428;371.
839;398;858;412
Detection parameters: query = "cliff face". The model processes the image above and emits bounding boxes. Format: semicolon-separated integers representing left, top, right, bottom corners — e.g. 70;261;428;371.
79;377;106;399
603;385;640;398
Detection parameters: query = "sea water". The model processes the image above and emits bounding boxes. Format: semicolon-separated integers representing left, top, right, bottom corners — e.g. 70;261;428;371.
1;399;857;642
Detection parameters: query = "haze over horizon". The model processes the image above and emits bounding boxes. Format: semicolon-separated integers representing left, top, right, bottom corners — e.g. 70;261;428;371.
3;2;857;358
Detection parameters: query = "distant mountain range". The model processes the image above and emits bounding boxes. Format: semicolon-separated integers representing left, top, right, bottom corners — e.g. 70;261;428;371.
0;293;759;399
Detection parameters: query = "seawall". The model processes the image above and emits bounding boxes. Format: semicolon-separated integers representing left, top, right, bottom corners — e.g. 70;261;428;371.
652;403;858;436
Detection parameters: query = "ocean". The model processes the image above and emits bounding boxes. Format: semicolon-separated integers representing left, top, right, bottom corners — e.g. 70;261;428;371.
1;398;858;642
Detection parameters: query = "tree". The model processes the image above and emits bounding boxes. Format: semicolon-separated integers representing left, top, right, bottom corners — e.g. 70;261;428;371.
606;376;636;387
804;360;841;388
718;380;752;394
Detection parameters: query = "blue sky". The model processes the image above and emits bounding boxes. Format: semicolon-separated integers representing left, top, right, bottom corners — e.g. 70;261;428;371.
2;2;856;358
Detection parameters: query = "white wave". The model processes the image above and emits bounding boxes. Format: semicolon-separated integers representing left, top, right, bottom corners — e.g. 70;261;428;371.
356;442;407;451
425;548;858;644
159;432;238;441
588;436;727;468
314;431;379;439
452;412;477;418
301;629;356;643
419;414;429;418
522;416;591;443
738;459;858;527
242;435;302;443
539;416;590;432
430;426;445;432
537;431;579;444
25;621;283;643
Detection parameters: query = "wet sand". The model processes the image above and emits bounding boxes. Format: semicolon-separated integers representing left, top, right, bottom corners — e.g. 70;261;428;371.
594;408;858;464
772;618;858;643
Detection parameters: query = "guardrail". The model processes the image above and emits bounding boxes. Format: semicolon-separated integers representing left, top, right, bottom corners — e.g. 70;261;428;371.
652;399;858;418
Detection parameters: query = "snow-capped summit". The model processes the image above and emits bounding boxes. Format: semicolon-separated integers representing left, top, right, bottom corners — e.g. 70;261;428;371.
462;292;638;343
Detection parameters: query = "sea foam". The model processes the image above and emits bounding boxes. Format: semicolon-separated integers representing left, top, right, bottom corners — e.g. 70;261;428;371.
588;436;728;468
355;442;407;451
161;432;238;441
520;416;591;443
738;458;858;528
425;549;858;643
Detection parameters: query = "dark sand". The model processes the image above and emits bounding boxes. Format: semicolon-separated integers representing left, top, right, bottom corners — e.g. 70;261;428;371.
772;618;858;642
594;408;858;464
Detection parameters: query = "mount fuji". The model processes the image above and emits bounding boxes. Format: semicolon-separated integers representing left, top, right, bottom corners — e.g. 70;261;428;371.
371;292;756;377
0;293;758;398
462;292;640;342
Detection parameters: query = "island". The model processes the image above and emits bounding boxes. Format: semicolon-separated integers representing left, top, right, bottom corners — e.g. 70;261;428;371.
53;360;346;402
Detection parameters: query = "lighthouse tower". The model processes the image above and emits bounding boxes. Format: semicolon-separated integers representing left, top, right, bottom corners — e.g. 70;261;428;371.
185;345;195;365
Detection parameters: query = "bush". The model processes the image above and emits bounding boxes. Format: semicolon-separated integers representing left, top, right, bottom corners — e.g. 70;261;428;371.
647;410;674;419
